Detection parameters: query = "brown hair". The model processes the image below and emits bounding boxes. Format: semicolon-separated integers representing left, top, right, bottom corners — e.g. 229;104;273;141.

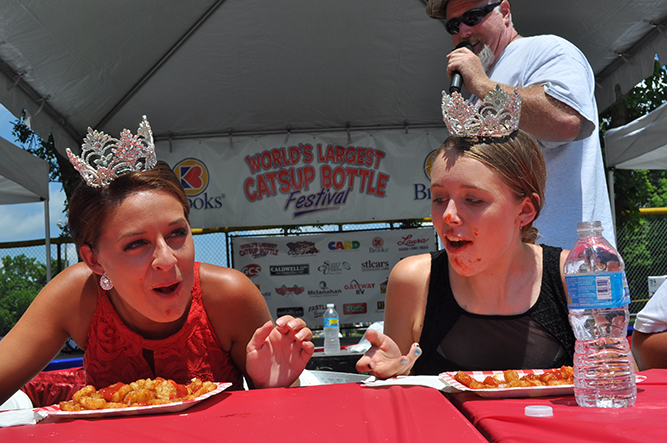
68;160;190;251
435;130;546;244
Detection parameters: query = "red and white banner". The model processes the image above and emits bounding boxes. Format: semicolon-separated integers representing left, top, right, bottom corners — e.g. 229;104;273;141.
156;128;448;229
231;228;437;327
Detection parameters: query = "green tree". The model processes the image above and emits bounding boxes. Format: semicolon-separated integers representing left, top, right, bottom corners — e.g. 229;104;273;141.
0;255;46;335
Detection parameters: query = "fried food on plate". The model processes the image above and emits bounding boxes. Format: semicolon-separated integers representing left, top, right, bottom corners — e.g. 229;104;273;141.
453;366;574;389
59;377;217;411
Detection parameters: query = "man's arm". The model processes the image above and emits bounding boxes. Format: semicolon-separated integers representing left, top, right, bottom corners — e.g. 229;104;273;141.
447;47;585;142
632;330;667;371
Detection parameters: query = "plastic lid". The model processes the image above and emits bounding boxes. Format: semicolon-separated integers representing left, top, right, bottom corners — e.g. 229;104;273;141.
326;303;334;308
524;405;553;417
577;220;603;234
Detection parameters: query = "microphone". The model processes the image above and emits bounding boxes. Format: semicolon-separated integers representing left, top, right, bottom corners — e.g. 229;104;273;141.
449;41;474;94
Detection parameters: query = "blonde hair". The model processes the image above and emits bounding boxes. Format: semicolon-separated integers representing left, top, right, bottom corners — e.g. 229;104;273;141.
435;130;546;243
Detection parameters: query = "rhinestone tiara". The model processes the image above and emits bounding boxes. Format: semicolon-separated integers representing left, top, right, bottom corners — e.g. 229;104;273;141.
441;84;521;137
66;116;157;188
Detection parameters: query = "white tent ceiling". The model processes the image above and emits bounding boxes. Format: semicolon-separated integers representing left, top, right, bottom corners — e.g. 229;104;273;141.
1;0;667;156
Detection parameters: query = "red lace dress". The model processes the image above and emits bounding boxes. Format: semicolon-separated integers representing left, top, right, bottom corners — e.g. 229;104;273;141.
83;262;244;390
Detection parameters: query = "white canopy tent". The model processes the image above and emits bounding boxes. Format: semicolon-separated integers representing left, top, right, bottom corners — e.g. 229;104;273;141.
605;101;667;171
604;101;667;227
0;0;667;229
0;135;51;280
0;0;666;150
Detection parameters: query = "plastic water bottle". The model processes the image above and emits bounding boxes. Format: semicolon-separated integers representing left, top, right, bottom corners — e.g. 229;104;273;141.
323;303;341;355
564;221;636;408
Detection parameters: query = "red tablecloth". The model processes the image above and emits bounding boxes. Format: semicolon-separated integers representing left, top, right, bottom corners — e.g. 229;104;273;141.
1;383;485;442
20;366;86;407
448;369;667;443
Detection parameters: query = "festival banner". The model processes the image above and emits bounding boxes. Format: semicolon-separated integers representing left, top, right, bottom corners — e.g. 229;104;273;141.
231;228;437;327
156;128;449;229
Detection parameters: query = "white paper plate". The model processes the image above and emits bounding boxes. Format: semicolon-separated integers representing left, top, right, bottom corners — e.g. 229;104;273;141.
363;375;449;391
440;370;646;399
47;382;231;419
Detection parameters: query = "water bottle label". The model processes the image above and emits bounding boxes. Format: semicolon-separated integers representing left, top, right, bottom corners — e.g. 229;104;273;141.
566;271;630;309
324;318;339;328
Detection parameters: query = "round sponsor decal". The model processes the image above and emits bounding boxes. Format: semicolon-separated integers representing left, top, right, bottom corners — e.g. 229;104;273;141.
371;237;384;248
423;149;438;180
242;264;262;278
174;158;209;196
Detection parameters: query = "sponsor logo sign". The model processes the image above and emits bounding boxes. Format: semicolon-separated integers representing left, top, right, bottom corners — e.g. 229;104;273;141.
275;284;305;296
242;144;390;219
361;259;390;272
345;279;376;295
308;304;328;319
397;234;431;252
317;261;352;275
239;242;279;259
277;307;304;317
413;150;437;202
270;264;310;276
368;236;389;253
231;228;435;327
423;150;437;181
286;241;320;256
175;158;209;196
343;302;367;315
242;264;262;278
308;281;342;297
380;279;388;294
174;158;226;210
328;239;361;251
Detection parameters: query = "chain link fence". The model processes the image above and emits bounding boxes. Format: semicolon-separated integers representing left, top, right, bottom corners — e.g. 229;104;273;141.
2;216;664;325
616;214;667;316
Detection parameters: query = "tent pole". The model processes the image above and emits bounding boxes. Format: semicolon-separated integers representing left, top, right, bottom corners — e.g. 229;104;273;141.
608;167;616;235
44;198;51;282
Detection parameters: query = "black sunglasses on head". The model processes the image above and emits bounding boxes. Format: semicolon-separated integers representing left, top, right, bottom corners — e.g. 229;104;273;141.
445;2;502;35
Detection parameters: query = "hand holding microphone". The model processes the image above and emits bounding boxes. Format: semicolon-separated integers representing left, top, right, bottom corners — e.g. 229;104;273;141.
449;41;474;93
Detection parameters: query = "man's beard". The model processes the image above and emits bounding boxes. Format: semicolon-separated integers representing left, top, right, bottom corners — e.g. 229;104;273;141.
477;44;495;71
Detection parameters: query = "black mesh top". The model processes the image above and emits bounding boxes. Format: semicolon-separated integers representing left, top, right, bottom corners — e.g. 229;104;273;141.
412;245;575;375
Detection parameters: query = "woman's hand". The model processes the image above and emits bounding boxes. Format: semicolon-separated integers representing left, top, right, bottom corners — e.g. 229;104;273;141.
355;328;421;379
245;315;314;388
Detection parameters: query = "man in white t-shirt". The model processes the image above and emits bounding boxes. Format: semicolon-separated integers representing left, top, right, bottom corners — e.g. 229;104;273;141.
633;282;667;370
426;0;614;249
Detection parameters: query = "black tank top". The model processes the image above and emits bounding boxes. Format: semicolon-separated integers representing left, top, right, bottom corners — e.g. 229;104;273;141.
413;245;574;374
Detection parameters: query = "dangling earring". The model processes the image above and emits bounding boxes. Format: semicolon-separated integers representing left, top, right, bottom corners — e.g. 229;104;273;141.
99;273;114;290
519;222;524;230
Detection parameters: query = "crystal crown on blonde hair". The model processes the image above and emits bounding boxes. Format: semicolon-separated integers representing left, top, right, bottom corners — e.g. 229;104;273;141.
442;84;521;137
66;116;157;188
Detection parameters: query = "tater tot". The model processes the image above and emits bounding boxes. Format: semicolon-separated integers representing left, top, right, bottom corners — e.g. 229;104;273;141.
79;396;108;410
450;367;573;389
59;378;218;411
72;385;97;404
